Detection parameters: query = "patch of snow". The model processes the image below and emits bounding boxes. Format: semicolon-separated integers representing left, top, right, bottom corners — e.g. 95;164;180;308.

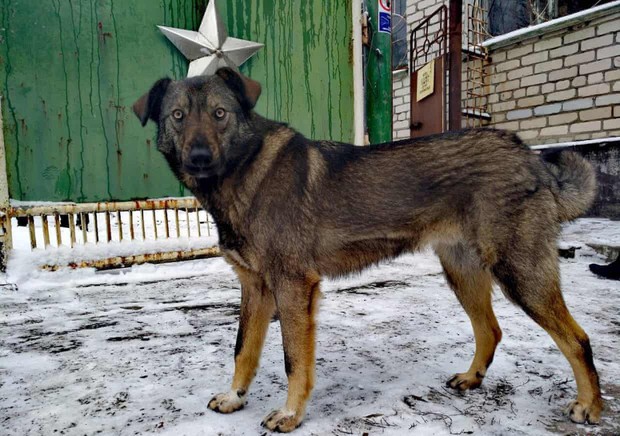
0;218;618;435
5;209;218;291
530;137;620;151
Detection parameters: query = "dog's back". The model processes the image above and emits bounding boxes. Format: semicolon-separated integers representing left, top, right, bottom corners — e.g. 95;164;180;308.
254;128;595;278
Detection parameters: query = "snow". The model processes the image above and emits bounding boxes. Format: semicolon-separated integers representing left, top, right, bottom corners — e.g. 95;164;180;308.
530;137;620;151
4;209;219;292
0;218;619;435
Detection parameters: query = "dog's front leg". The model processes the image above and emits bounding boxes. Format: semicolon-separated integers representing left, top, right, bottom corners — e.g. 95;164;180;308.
208;268;275;414
262;275;321;432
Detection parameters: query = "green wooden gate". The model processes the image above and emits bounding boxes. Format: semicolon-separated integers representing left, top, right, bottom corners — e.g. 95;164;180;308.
220;1;355;143
0;0;355;203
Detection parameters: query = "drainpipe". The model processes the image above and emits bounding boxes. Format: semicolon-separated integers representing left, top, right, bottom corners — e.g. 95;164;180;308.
352;0;365;146
448;0;462;131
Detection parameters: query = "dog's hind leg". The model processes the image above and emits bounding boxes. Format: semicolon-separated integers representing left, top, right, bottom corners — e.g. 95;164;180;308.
493;251;602;424
437;244;502;390
261;274;321;433
209;267;276;414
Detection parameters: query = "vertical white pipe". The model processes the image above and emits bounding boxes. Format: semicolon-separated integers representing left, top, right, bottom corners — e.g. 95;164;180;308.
352;0;365;146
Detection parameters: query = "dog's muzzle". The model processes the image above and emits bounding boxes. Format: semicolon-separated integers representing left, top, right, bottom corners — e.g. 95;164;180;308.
183;148;215;178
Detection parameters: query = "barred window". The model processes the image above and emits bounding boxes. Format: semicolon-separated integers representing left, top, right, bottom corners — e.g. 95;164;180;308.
392;0;408;70
488;0;616;36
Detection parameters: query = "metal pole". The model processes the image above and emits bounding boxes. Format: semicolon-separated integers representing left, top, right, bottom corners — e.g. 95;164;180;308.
365;0;393;144
448;0;463;131
352;0;365;145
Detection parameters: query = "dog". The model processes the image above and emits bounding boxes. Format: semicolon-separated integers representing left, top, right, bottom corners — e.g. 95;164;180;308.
133;68;602;431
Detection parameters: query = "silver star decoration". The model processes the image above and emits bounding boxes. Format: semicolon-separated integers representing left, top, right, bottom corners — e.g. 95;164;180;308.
158;0;263;77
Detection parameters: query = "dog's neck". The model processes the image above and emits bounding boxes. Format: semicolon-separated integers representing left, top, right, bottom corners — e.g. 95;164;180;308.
179;113;292;251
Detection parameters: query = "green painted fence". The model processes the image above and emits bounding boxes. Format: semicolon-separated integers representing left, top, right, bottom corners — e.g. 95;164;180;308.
0;0;199;202
221;1;354;142
0;0;354;203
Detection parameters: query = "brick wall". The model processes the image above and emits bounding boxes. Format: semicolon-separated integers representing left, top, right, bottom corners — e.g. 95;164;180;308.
485;9;620;145
393;3;620;144
393;70;411;139
390;2;620;217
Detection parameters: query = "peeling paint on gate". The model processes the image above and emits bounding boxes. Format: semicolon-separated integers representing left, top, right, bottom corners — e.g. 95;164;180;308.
0;0;196;202
0;0;354;202
223;1;354;142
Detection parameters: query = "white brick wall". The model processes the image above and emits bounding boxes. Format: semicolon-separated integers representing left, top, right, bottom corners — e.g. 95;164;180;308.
392;2;620;144
486;9;620;144
392;70;411;138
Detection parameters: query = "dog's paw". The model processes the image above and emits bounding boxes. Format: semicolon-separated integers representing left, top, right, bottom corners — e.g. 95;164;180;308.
208;390;246;414
566;399;601;424
446;372;483;391
261;408;302;433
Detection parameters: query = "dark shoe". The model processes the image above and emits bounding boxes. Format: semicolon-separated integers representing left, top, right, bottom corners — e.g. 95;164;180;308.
589;257;620;280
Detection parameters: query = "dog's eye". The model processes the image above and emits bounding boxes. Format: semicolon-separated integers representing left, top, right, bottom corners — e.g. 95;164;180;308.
172;110;184;120
214;108;226;120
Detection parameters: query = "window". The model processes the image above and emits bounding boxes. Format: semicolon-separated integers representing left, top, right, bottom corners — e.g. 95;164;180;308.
392;0;408;70
488;0;616;36
488;0;531;36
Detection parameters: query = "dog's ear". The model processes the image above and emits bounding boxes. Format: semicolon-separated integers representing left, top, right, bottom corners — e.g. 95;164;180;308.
133;78;172;126
216;67;262;110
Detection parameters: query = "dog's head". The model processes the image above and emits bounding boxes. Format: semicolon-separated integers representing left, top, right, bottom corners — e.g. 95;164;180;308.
133;68;262;179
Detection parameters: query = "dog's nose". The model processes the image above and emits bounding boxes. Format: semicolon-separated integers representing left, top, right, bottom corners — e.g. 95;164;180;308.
188;147;212;168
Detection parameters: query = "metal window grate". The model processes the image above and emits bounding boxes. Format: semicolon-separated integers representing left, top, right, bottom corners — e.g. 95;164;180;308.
462;0;490;128
409;5;448;72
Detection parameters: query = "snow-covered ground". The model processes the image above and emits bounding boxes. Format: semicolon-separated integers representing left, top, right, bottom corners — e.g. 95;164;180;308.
0;219;618;435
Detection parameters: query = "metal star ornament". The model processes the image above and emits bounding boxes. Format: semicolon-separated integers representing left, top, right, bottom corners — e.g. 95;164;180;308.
158;0;264;77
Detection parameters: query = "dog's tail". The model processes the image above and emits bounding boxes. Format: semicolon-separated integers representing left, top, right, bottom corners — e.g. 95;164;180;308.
543;151;597;222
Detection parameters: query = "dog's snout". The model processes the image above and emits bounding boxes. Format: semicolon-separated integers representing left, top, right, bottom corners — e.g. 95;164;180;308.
182;135;215;177
189;147;213;168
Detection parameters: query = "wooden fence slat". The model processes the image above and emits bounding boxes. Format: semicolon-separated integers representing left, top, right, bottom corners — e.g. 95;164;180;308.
164;208;170;238
69;214;76;248
140;210;146;240
117;211;123;241
195;207;201;237
27;216;36;249
129;210;135;240
105;211;112;242
93;213;100;243
54;213;62;246
152;209;158;239
42;215;50;248
80;213;88;244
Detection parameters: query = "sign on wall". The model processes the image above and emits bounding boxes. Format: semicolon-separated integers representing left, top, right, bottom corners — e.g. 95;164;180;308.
378;0;392;33
416;59;435;102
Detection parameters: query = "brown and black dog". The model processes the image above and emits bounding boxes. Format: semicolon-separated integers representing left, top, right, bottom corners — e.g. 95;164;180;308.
133;68;602;432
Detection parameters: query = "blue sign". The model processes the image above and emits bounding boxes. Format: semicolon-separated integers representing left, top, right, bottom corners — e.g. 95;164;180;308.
379;11;391;33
